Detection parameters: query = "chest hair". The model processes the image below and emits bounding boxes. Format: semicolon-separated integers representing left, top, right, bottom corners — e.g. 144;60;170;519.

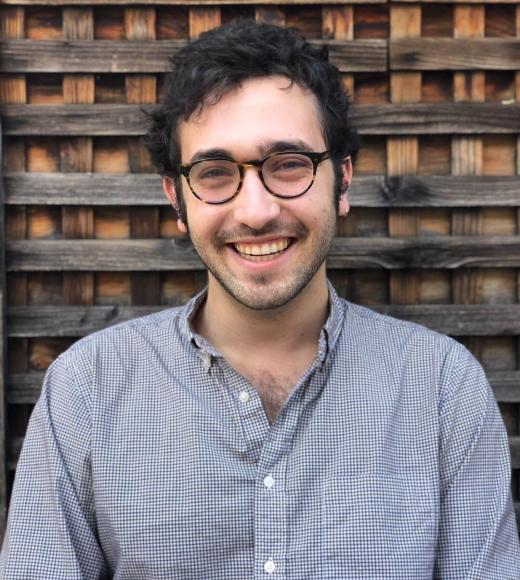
242;369;298;424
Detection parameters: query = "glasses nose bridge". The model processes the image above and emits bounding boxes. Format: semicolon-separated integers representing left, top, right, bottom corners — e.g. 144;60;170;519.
237;159;267;191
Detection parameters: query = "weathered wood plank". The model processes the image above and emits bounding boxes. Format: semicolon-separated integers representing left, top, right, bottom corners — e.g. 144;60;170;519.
0;0;386;5
61;7;95;309
387;4;421;307
391;38;520;71
5;236;520;271
510;436;520;470
0;121;8;532
7;303;520;337
126;7;161;308
0;39;387;73
397;0;519;3
5;173;520;207
8;369;519;404
4;104;520;135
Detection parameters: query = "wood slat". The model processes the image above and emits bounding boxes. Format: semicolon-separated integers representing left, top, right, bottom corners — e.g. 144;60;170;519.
5;236;520;271
0;121;8;532
0;39;387;73
7;303;520;337
0;0;386;5
391;38;520;71
5;367;520;404
398;0;519;3
5;173;520;207
4;103;520;135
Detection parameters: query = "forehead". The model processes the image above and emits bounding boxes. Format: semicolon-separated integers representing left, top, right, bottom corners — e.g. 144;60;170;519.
178;76;325;160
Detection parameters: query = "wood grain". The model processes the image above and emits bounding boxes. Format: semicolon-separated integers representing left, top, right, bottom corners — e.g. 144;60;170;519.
62;7;95;308
5;236;520;271
0;122;8;533
6;303;520;337
1;6;26;533
0;39;387;73
387;4;421;306
125;7;160;306
390;38;520;71
1;0;386;5
4;103;520;135
5;173;520;207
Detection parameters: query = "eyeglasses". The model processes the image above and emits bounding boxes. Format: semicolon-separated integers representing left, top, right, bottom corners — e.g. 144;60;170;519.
178;150;330;205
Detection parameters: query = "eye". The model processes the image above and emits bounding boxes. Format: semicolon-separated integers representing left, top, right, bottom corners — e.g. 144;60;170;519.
268;155;312;176
192;160;236;182
199;166;233;180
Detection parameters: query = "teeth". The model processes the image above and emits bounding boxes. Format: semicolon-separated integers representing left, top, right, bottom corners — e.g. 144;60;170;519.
235;238;289;257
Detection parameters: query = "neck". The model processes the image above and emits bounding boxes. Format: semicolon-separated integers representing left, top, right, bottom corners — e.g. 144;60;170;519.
193;269;329;357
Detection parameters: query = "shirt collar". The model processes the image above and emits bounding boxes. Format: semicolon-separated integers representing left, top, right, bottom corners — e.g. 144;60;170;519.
180;281;346;368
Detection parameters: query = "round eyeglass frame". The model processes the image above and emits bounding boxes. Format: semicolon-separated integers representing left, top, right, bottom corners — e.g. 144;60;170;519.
177;150;330;205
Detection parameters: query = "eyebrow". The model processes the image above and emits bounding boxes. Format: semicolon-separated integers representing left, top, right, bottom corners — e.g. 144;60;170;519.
188;139;315;164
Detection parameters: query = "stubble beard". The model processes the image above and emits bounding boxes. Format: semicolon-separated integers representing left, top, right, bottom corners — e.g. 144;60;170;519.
189;214;337;312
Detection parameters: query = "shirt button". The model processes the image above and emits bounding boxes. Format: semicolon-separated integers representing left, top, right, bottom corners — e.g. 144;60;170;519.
238;391;250;403
263;474;275;489
264;559;276;574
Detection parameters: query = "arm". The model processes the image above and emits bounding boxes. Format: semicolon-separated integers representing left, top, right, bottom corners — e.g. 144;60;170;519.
0;348;107;579
434;344;520;579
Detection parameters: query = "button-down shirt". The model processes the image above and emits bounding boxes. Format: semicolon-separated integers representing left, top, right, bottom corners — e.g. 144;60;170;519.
2;284;519;579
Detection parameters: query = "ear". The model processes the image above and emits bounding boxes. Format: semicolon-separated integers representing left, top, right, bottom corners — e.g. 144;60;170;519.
338;156;353;217
162;176;188;234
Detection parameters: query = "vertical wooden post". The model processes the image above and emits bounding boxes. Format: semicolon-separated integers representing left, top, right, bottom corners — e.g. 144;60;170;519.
0;121;8;535
0;7;26;534
125;8;160;306
322;6;354;96
451;6;484;310
388;5;421;305
62;8;95;307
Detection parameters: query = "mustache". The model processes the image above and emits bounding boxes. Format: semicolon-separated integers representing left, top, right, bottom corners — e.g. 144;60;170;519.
212;220;308;245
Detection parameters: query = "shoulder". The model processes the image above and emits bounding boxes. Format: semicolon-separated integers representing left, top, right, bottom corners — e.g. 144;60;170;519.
45;304;191;392
336;298;487;397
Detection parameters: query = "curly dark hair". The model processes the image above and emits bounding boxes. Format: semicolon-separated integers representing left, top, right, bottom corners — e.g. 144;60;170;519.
144;20;360;222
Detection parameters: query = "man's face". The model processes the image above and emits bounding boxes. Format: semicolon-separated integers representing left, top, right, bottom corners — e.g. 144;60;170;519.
164;76;350;311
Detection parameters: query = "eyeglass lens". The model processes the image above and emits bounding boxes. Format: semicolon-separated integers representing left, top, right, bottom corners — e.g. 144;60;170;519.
189;153;315;202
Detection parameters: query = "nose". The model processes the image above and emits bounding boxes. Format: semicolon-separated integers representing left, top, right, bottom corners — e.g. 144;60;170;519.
232;166;281;229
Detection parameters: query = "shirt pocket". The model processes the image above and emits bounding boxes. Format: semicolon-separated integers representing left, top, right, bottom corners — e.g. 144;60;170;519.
322;472;436;579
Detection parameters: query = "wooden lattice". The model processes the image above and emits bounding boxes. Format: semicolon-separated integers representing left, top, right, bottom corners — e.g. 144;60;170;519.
0;0;520;537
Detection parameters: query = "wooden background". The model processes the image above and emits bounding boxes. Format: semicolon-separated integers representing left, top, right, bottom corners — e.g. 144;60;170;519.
0;0;520;539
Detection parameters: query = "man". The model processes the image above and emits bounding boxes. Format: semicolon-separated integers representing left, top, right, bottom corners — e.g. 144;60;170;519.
1;20;519;579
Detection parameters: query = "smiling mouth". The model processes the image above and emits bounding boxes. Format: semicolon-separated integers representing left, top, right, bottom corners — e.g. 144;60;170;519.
232;238;292;261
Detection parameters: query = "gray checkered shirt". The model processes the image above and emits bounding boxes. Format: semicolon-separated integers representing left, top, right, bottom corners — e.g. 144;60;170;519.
2;283;520;579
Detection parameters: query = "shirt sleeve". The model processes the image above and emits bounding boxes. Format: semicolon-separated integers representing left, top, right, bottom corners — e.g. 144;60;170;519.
0;348;107;579
434;343;520;579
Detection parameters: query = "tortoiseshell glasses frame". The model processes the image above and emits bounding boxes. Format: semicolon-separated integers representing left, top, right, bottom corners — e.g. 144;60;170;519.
178;150;330;205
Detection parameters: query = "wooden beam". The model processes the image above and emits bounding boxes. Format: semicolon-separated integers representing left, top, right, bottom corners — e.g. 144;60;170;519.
5;173;520;207
0;0;386;5
391;38;520;71
6;236;520;271
0;121;8;533
6;303;520;337
397;0;518;3
0;39;387;73
8;369;519;404
4;104;520;136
